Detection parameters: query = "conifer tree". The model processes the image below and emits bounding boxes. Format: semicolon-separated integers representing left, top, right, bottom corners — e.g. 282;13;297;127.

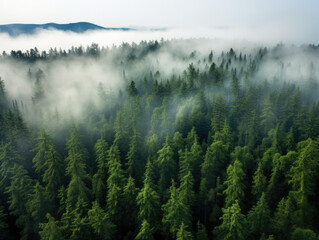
156;137;176;199
162;181;192;237
135;219;154;240
136;160;160;228
289;138;319;226
88;201;115;240
65;126;90;210
32;128;53;176
92;137;108;206
272;196;294;239
122;176;139;235
176;222;193;240
27;182;52;234
0;141;22;189
127;130;144;185
214;201;247;240
6;164;34;240
252;162;267;198
223;159;246;207
39;214;64;240
247;192;271;238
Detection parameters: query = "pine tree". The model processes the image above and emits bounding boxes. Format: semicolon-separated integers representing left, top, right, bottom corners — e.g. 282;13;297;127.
92;137;108;206
162;181;191;237
136;160;160;228
26;182;52;234
0;141;22;189
65;126;90;210
211;96;228;133
122;176;139;235
214;201;248;240
39;213;64;240
291;228;318;240
127;130;144;185
156;137;176;199
6;164;34;240
200;141;227;195
135;219;155;240
289;138;319;226
88;201;115;240
247;192;271;238
179;171;195;207
223;159;246;207
176;222;193;240
252;162;267;198
42;145;64;199
272;197;294;239
32;128;53;175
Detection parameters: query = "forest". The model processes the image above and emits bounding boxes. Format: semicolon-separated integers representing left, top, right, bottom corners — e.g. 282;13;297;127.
0;39;319;240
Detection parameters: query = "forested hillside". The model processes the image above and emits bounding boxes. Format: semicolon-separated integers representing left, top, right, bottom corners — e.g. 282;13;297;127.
0;40;319;240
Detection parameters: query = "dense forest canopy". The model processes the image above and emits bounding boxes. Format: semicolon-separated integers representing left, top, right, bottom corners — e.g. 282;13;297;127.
0;39;319;240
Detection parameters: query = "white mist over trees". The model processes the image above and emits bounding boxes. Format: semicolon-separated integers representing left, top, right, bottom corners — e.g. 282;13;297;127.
0;39;319;240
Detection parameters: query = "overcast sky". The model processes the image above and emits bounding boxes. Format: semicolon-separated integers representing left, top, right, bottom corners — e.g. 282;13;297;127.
0;0;318;44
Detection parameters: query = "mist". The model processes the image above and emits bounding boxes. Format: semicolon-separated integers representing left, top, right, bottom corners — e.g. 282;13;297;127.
1;35;318;137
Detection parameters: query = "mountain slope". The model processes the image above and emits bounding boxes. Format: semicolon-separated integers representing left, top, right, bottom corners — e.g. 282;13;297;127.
0;22;132;36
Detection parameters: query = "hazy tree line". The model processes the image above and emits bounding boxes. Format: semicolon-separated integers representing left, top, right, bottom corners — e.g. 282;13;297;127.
0;40;319;240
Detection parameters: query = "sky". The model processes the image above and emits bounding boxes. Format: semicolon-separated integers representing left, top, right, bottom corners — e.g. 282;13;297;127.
0;0;319;44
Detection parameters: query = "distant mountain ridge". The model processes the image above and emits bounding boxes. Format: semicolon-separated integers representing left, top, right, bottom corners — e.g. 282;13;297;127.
0;22;133;36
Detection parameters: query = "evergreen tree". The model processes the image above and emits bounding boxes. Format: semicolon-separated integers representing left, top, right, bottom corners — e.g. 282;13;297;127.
252;162;267;198
0;141;22;189
176;222;193;240
162;181;192;237
39;214;64;240
289;138;319;226
88;201;115;240
136;160;160;228
6;164;34;240
122;176;139;235
214;201;248;240
247;192;271;238
92;137;108;206
291;228;319;240
127;130;144;186
156;137;176;199
65;126;90;210
223;159;246;207
272;196;294;239
135;219;154;240
27;182;52;234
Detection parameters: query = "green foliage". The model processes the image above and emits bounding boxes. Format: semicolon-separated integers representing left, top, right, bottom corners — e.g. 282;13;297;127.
92;137;108;206
214;201;248;240
247;192;271;238
88;201;115;240
252;162;267;198
223;159;246;207
176;222;193;240
65;126;90;209
162;181;192;237
136;160;160;227
289;138;319;226
1;43;319;239
291;228;319;240
135;219;154;240
39;214;64;240
156;137;176;199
